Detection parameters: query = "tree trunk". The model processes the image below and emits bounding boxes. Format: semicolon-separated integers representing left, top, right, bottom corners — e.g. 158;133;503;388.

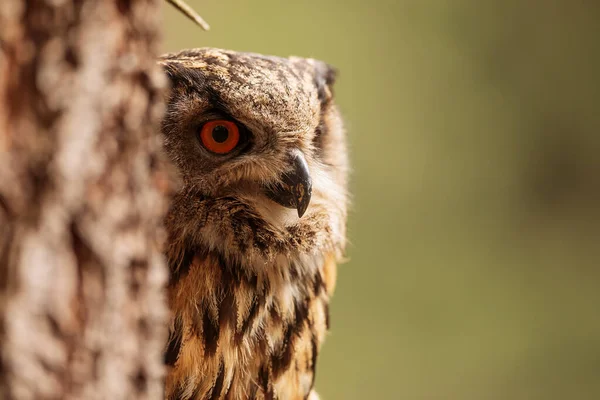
0;0;169;399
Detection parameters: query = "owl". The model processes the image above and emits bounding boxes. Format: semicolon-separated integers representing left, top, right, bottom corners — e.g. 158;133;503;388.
159;48;348;400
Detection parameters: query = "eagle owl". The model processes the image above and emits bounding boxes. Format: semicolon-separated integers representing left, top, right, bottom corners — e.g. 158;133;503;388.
159;48;348;400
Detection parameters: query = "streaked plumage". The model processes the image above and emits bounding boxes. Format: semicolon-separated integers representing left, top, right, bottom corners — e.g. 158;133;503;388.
159;48;348;400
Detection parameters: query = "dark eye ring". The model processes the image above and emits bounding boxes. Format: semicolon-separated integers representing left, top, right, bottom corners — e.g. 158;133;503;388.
199;120;240;154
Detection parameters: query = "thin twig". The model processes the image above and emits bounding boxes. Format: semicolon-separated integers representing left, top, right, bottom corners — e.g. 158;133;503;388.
165;0;210;31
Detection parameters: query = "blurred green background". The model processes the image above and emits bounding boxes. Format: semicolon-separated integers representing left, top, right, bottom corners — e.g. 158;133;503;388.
163;1;600;399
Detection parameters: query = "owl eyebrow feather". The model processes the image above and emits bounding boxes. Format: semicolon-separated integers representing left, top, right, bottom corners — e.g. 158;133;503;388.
197;109;239;124
203;85;230;113
162;61;229;112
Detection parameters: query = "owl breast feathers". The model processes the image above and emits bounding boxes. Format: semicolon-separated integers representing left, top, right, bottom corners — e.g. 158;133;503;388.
159;48;348;400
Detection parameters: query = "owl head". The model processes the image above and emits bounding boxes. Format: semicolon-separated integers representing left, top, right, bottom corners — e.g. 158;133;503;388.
159;48;348;265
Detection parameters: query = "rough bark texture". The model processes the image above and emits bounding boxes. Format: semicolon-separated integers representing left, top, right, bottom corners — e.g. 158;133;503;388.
0;0;169;399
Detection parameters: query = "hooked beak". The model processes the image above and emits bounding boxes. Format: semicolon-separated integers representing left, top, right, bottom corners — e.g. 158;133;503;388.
265;151;312;218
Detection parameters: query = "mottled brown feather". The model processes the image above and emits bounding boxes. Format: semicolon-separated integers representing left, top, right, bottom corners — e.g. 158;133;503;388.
160;48;348;400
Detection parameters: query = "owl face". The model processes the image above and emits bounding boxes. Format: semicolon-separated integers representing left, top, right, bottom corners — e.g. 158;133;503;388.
160;48;348;258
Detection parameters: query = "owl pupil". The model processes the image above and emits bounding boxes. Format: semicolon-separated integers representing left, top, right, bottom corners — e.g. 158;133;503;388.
212;125;229;143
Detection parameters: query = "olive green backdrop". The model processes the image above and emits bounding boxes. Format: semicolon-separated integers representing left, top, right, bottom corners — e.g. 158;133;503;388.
163;1;600;399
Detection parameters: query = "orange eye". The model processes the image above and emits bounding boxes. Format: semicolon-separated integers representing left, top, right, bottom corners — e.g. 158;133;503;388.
199;120;240;154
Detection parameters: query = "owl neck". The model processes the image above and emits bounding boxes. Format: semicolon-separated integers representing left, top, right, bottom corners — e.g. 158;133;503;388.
167;243;327;314
164;192;339;294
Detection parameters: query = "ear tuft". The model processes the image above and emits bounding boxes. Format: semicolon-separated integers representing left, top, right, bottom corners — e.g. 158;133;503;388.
312;60;338;102
315;60;337;86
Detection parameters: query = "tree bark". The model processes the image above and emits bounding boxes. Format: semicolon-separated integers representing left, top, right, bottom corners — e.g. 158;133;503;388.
0;0;169;399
